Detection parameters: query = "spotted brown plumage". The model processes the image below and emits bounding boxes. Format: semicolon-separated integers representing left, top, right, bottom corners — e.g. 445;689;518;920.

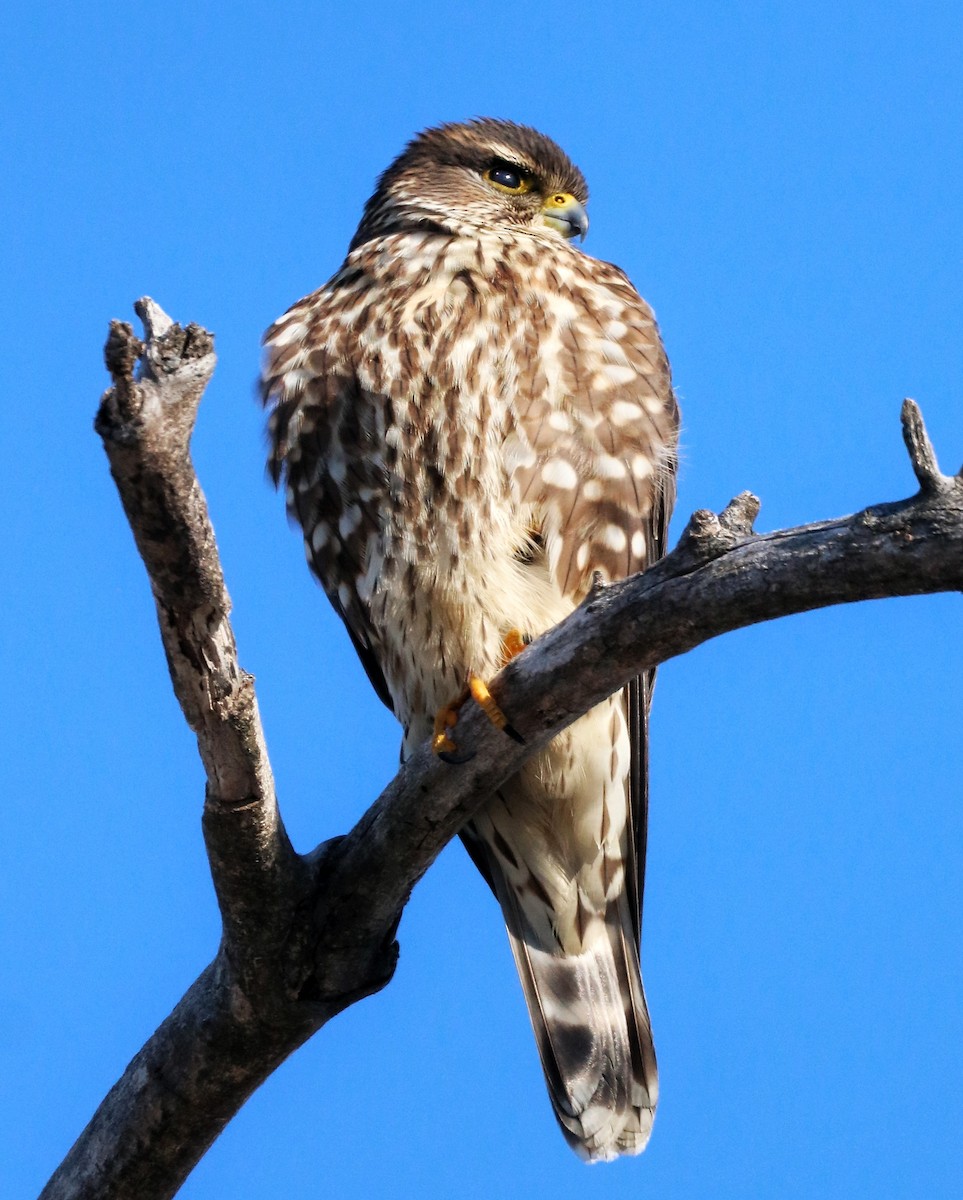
262;118;679;1160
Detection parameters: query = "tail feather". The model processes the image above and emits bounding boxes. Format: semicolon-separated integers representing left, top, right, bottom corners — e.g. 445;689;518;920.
504;891;658;1160
460;691;658;1161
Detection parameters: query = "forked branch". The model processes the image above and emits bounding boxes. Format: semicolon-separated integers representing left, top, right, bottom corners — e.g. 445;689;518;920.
41;303;963;1200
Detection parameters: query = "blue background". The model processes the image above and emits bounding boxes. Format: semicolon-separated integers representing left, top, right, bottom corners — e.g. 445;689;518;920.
4;2;961;1196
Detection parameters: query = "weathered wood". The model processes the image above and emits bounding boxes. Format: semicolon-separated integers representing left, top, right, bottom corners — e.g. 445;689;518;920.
41;302;963;1200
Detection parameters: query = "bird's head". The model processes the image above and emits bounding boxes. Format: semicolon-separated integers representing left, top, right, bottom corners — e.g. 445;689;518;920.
350;118;589;249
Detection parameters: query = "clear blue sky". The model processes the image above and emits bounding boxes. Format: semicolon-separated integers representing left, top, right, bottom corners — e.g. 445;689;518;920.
4;2;962;1196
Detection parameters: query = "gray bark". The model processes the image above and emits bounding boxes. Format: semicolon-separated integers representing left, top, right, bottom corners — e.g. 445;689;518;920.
40;301;963;1200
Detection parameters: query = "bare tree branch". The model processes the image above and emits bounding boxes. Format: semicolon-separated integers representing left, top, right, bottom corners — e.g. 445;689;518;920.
41;303;963;1200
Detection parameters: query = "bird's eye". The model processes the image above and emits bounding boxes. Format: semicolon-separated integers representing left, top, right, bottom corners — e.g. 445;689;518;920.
484;162;534;194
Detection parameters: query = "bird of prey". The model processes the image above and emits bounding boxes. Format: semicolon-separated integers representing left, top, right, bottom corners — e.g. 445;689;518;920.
261;118;679;1160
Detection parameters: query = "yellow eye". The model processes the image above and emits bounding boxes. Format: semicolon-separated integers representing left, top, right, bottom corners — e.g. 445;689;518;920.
484;162;534;194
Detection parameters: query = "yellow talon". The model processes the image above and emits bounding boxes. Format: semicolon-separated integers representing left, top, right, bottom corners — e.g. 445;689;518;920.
432;729;457;756
432;651;528;763
468;673;509;731
468;671;525;745
500;628;530;663
432;689;467;757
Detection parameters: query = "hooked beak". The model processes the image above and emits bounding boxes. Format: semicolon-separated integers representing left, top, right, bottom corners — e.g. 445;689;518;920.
541;192;589;242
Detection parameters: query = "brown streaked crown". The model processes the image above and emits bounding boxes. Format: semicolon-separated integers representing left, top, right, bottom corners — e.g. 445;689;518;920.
350;118;589;248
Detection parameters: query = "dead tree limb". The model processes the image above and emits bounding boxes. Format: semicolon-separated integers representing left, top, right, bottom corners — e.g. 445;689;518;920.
40;301;963;1200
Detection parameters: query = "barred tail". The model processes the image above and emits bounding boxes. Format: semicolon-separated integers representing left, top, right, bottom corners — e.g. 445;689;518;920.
460;690;658;1160
504;890;658;1160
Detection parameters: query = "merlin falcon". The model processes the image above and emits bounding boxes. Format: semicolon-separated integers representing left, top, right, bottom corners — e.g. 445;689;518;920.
262;119;679;1160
